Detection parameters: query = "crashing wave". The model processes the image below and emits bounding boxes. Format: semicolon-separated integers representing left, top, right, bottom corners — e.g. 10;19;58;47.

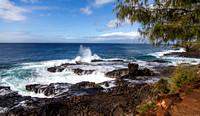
71;45;101;63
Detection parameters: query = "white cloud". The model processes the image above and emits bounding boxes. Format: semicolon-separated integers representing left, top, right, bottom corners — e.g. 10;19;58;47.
106;18;131;28
81;0;114;15
80;6;92;15
0;0;29;22
94;0;114;6
100;32;139;38
93;32;141;43
106;19;123;28
0;31;142;43
21;0;38;4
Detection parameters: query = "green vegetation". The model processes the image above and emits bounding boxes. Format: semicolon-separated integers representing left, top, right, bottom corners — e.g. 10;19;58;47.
137;101;157;114
169;64;199;93
153;64;199;94
114;0;200;46
138;64;199;114
154;78;170;94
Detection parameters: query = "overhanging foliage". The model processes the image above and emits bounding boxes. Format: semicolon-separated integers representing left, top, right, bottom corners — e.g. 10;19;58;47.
115;0;200;45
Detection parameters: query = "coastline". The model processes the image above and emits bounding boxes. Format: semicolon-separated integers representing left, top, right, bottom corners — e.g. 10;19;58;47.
0;44;200;115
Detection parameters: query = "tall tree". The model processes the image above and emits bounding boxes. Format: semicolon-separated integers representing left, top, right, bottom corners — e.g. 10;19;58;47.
115;0;200;46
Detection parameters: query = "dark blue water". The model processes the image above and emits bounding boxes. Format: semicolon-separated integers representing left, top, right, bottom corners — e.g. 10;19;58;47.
0;43;163;70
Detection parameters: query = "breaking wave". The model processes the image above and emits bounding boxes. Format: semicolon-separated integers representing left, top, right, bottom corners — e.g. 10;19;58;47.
71;45;100;63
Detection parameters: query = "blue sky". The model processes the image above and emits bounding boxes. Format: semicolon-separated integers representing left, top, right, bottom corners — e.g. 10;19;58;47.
0;0;142;43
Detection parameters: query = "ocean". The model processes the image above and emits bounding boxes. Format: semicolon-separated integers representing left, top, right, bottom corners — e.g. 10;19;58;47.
0;43;199;97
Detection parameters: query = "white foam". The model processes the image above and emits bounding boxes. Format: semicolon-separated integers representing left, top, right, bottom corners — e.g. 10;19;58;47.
70;45;101;63
0;107;8;113
21;59;70;69
0;89;12;96
149;48;185;58
1;45;129;98
149;47;200;66
125;77;159;85
100;81;116;90
0;58;115;98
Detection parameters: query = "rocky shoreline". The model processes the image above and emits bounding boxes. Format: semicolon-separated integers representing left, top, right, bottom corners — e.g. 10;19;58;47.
165;44;200;58
0;59;172;116
1;47;199;115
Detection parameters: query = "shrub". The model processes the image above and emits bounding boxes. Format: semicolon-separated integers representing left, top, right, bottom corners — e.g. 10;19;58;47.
169;64;198;93
137;101;157;114
155;78;170;94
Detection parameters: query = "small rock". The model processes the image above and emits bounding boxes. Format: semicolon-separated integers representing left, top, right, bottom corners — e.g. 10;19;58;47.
71;68;95;75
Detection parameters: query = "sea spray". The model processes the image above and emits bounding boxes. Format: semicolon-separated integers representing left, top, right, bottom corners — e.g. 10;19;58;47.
72;45;100;63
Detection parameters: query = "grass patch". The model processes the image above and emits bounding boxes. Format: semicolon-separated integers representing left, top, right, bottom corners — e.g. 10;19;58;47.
154;78;170;94
137;101;157;114
169;64;199;93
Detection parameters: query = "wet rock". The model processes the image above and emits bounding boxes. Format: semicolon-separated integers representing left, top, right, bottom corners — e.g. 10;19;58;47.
163;46;200;58
0;86;33;115
153;66;175;77
128;63;139;78
2;79;157;116
128;63;154;78
105;64;154;79
75;61;90;65
163;52;184;57
91;60;104;62
60;63;76;67
26;84;55;96
0;86;10;90
71;68;95;75
105;69;128;78
26;83;72;96
26;84;43;93
47;66;65;72
47;63;76;73
137;68;154;76
91;59;127;63
60;80;157;116
128;63;139;74
25;82;103;97
47;67;56;72
150;60;171;63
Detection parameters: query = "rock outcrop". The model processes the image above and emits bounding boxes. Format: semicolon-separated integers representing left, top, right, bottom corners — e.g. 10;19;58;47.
2;80;156;116
164;44;200;58
105;69;129;78
105;63;154;78
137;68;154;76
47;63;76;73
47;66;65;72
26;83;72;96
71;68;95;75
25;82;105;97
128;63;139;77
